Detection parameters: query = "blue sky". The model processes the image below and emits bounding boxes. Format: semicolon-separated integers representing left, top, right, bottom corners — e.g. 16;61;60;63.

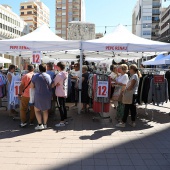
0;0;169;34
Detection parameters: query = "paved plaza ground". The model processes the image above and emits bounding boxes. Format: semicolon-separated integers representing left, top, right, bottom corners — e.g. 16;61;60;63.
0;102;170;170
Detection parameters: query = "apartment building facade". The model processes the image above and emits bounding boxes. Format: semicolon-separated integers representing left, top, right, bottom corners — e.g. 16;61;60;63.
20;0;50;32
0;4;29;40
55;0;85;39
132;0;162;40
157;5;170;42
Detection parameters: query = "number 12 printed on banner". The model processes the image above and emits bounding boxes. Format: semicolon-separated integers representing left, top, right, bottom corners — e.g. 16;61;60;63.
97;81;109;98
32;51;41;64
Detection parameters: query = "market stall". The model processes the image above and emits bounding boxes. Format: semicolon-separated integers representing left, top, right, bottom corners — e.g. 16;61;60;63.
142;54;170;65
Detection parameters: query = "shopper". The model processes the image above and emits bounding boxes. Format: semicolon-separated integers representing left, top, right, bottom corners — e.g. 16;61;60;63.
53;62;68;127
18;64;35;127
81;65;90;112
7;64;18;115
116;64;141;128
110;65;119;108
113;64;129;121
46;62;55;80
70;63;80;107
30;64;52;130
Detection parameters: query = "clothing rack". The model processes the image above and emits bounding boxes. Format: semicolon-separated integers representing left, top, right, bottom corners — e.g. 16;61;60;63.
91;73;112;122
137;70;169;120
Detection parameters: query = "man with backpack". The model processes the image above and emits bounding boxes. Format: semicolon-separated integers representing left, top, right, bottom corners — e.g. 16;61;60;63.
18;64;35;127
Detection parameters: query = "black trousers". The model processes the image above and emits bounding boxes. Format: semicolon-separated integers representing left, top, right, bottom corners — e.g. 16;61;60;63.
122;94;137;123
57;97;67;121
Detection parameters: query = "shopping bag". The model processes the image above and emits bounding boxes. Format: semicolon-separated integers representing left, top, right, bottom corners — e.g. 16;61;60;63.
29;88;35;105
112;86;122;101
122;89;133;104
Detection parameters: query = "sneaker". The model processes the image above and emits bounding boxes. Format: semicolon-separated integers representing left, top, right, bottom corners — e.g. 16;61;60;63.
35;124;44;130
129;122;136;127
116;122;126;128
44;124;47;129
55;123;65;127
20;122;27;128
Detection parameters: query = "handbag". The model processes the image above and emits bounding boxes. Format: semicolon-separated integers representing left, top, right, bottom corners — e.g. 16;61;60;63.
29;88;35;105
112;86;122;101
122;89;133;104
112;85;126;101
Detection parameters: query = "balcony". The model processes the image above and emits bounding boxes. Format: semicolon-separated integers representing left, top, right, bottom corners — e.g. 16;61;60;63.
152;19;160;23
155;25;160;30
152;3;161;8
152;11;160;15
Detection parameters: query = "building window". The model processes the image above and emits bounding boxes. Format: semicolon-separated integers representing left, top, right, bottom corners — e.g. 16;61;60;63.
143;31;151;35
21;12;24;15
143;23;152;28
143;16;152;20
152;17;159;21
27;11;32;14
27;5;32;8
21;6;24;9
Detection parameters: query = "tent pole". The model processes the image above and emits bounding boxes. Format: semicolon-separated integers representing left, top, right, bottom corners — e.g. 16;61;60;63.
78;41;83;114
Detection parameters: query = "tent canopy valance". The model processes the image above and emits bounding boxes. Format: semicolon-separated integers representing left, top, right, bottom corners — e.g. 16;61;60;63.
0;25;79;52
82;25;170;52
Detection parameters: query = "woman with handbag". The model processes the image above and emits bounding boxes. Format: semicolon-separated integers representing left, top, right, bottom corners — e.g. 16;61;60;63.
116;64;141;128
30;64;52;130
112;64;129;121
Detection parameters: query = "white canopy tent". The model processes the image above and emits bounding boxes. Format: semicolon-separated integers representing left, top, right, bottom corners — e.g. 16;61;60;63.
82;25;170;52
142;54;170;65
0;57;11;63
0;25;79;52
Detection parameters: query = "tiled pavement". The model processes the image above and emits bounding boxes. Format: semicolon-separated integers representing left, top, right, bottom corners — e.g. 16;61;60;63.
0;103;170;170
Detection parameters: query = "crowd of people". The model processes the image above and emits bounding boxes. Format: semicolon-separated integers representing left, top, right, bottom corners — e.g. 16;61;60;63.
1;61;141;130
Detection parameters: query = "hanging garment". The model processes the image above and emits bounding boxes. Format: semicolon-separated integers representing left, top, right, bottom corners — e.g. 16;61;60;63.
148;78;169;105
0;73;7;98
142;75;153;104
9;74;21;109
92;74;111;113
165;71;170;100
137;74;146;104
88;74;93;99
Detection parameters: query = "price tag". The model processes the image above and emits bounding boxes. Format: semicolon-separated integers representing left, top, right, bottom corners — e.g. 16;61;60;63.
97;81;109;98
154;75;165;84
32;51;41;64
14;81;21;97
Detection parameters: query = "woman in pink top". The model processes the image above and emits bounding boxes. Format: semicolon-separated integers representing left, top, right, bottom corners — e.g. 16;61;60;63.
53;62;68;127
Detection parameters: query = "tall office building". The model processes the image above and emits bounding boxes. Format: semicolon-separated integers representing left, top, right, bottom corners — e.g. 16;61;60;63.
55;0;86;39
132;0;162;40
20;0;50;32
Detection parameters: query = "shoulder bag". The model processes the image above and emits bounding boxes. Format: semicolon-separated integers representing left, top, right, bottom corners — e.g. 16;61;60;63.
41;73;51;89
122;89;133;104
